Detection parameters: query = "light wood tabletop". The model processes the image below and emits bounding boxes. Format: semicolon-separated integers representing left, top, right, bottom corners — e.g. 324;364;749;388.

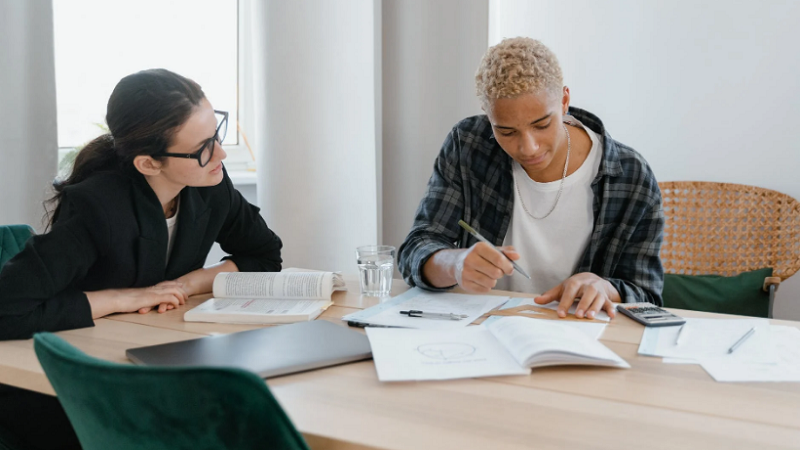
1;277;800;450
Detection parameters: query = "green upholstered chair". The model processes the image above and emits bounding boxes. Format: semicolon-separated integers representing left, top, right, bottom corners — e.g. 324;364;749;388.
0;225;39;450
659;182;800;318
0;225;35;268
33;333;310;450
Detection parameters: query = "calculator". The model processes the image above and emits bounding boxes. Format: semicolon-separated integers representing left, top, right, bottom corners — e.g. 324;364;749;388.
616;302;685;327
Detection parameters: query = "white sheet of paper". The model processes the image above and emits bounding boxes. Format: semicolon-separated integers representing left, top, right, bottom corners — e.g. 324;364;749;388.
700;326;800;382
487;316;629;369
483;315;607;340
192;298;329;316
366;326;530;381
661;358;699;364
357;291;509;330
506;297;611;322
638;318;774;363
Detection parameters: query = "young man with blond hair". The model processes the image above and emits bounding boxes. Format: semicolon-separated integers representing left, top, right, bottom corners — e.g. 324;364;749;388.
398;37;664;319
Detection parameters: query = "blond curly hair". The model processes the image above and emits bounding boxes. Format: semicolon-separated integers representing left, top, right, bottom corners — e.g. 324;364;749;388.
475;37;563;105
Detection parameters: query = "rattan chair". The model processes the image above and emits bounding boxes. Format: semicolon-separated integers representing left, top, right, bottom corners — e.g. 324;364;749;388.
659;181;800;317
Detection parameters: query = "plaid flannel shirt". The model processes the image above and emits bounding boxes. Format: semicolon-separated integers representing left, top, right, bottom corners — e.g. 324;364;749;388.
397;107;665;305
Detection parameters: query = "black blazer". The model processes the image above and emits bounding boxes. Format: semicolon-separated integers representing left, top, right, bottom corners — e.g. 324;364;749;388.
0;167;282;340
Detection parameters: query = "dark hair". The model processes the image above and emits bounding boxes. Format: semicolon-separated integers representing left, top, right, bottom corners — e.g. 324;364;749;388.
47;69;205;228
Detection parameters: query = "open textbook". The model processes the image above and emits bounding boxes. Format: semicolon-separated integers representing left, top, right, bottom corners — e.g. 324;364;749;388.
366;316;629;382
184;271;345;324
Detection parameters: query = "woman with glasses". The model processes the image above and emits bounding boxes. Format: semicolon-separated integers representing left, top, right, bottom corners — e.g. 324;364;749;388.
0;69;282;449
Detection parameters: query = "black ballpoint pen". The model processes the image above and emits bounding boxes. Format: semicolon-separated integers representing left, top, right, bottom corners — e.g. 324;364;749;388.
399;310;468;320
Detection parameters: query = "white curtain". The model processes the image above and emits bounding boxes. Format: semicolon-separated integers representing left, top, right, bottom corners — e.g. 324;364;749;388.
0;0;58;232
243;0;488;275
381;0;488;253
244;0;381;273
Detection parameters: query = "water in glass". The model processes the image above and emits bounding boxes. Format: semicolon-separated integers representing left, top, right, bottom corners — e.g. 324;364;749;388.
356;246;395;296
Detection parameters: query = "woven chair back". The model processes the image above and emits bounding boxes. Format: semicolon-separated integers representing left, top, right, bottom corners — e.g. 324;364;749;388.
659;181;800;280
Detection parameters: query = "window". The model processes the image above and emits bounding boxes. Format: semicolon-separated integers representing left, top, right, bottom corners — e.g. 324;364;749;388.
53;0;253;173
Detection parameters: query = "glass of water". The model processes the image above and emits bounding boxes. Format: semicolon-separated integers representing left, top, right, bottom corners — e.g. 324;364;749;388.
355;245;395;296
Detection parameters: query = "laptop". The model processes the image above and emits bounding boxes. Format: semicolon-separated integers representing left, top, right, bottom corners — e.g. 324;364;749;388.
126;320;372;378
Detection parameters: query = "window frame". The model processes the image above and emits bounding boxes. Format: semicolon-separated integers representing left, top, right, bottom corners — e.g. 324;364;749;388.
56;0;255;178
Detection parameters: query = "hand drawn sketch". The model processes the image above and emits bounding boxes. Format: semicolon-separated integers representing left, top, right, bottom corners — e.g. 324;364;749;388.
417;343;476;360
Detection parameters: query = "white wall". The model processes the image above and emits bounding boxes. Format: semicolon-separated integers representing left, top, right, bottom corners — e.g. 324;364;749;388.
490;0;800;319
251;0;380;275
382;0;489;259
0;0;58;232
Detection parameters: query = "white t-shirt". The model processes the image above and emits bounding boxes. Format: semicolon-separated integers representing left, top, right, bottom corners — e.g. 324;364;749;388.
165;196;181;263
496;116;602;294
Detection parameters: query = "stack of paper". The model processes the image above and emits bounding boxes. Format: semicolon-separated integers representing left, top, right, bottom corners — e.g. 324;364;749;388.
341;288;509;330
638;318;800;382
700;326;800;382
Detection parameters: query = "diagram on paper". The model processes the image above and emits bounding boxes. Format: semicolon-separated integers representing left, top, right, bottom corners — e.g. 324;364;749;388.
416;343;476;360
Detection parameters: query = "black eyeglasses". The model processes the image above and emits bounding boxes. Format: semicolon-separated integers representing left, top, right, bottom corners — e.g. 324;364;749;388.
156;110;228;167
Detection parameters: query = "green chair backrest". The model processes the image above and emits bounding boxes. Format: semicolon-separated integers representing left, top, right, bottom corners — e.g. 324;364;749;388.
33;333;310;450
0;225;35;268
662;268;772;318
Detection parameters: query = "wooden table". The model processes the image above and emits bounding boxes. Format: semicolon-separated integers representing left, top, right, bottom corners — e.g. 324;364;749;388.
1;278;800;450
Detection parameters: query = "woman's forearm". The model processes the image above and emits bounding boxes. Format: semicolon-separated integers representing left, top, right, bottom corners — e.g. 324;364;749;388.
177;259;239;296
85;290;121;318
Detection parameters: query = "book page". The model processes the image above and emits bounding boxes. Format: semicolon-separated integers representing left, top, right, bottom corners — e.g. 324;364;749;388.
184;298;332;324
282;268;347;291
487;316;629;369
365;326;530;381
212;272;334;299
482;314;607;340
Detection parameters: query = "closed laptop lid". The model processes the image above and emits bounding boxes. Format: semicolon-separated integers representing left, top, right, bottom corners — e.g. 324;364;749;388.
126;320;372;378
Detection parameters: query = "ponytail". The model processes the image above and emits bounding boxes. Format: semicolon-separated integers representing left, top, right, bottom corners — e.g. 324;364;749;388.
43;68;205;230
45;134;119;228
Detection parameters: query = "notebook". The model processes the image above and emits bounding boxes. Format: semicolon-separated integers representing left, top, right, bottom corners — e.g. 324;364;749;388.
366;316;629;382
126;320;372;378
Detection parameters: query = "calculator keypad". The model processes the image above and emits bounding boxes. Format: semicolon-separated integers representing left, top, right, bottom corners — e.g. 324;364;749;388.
626;307;667;315
618;303;685;327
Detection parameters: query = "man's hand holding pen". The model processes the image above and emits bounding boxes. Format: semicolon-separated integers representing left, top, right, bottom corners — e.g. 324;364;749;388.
453;242;520;293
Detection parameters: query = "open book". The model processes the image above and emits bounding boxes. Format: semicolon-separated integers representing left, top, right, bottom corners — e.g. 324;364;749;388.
366;316;629;382
184;271;345;324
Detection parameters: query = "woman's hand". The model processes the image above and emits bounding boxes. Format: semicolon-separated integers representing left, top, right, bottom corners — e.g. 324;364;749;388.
534;272;619;319
85;281;188;319
87;261;240;318
133;281;190;314
141;260;241;314
174;260;239;298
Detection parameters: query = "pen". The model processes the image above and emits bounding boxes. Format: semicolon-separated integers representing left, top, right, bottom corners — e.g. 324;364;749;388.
399;310;469;320
346;321;394;329
728;326;757;354
675;323;688;345
458;220;531;280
